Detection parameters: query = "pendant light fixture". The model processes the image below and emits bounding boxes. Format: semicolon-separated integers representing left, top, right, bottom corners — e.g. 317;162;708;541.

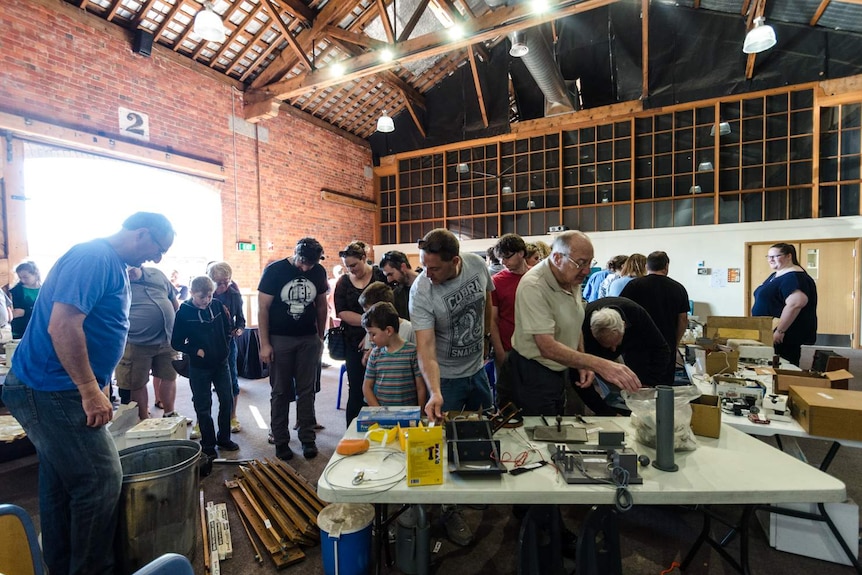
194;2;226;43
377;110;395;133
743;17;776;54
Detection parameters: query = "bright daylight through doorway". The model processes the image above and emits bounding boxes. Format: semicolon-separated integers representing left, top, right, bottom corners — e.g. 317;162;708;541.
21;146;223;284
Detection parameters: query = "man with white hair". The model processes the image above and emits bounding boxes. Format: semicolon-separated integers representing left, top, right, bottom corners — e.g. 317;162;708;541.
502;231;641;416
578;297;671;414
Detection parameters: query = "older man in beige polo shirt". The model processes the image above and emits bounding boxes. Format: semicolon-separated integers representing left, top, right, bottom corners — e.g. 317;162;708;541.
501;230;641;416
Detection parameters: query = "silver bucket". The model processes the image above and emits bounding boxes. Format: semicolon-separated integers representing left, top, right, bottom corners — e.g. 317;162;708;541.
115;439;201;574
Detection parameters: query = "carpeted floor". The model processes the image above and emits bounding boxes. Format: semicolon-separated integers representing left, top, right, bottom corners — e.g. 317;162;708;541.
1;356;860;574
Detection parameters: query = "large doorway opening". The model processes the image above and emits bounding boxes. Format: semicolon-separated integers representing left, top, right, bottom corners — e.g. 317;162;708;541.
21;143;222;283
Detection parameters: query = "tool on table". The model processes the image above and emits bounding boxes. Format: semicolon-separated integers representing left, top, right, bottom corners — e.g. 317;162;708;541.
532;414;588;443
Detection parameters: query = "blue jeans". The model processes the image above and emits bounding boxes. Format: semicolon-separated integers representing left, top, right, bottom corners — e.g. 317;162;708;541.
188;360;233;453
2;372;122;575
228;338;239;397
440;367;493;413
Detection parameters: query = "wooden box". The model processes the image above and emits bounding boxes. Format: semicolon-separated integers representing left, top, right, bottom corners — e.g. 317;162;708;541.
788;386;862;442
774;369;853;394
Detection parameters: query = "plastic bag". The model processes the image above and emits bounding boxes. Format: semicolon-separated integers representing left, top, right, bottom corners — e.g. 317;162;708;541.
622;385;702;452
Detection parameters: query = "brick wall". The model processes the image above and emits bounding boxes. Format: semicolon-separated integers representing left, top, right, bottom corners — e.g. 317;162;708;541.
0;0;375;288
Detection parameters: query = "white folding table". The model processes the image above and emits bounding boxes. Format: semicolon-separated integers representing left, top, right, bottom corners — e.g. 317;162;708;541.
318;416;849;574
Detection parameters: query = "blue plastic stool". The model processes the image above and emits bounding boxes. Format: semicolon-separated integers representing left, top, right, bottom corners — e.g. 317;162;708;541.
336;363;347;410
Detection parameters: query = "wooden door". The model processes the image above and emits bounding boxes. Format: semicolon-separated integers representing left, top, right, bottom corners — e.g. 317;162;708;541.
746;239;860;347
800;240;856;339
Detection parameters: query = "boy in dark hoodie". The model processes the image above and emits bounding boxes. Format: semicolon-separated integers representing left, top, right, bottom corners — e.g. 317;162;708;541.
171;275;239;457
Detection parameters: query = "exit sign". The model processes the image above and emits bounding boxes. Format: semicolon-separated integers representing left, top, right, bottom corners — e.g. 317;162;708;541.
236;242;256;252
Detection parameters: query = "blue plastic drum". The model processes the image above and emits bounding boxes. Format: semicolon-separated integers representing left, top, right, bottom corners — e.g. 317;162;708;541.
317;503;375;575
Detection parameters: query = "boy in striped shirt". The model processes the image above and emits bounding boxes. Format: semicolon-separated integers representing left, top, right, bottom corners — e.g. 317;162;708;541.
361;302;426;407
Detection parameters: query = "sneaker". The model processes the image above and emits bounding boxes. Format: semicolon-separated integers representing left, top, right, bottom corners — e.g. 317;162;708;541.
267;432;276;445
190;424;201;440
276;444;294;461
217;440;240;451
230;418;242;433
163;411;186;422
442;507;473;546
302;442;319;459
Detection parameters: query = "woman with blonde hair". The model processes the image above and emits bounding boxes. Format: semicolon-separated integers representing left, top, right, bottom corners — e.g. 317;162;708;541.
608;253;647;297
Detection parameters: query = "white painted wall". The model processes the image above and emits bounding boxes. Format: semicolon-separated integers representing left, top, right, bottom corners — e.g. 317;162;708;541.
374;215;862;318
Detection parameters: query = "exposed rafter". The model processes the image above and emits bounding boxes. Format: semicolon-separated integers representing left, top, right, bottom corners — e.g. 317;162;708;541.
248;0;621;103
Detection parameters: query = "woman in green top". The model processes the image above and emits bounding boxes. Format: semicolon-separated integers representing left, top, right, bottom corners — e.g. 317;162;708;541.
9;260;41;339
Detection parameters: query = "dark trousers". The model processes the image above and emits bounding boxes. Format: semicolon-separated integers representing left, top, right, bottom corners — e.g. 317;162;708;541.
344;342;366;427
189;360;233;451
501;349;569;416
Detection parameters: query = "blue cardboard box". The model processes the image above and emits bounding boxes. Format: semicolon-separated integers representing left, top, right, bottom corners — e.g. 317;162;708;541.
356;406;422;431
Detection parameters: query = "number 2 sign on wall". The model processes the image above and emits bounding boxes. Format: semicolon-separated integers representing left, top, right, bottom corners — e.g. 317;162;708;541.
118;107;150;141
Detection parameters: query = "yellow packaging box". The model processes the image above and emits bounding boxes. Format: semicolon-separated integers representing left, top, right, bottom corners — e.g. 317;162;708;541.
405;425;443;487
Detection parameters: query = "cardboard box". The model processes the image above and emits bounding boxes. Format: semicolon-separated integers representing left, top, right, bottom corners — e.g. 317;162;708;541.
356;406;422;431
690;394;721;438
405;425;443;486
774;368;853;394
706;316;774;346
789;386;862;442
705;349;739;375
125;416;187;447
757;499;859;565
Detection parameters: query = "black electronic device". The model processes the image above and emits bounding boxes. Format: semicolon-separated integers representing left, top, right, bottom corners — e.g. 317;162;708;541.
547;444;643;485
445;420;507;475
132;29;154;57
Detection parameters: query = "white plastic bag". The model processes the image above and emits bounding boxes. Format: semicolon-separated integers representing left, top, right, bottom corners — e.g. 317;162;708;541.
622;385;701;451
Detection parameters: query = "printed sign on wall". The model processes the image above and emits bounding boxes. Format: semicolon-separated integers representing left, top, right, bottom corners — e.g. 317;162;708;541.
118;107;150;141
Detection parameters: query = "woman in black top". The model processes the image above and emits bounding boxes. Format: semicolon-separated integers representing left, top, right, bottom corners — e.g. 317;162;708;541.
751;243;817;366
334;241;386;426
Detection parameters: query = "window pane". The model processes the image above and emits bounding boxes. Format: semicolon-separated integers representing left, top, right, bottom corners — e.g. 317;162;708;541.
695;197;715;225
820;186;837;217
840;183;860;216
789;188;812;219
764;189;787;221
654;200;672;228
719;194;740;223
634;202;652;229
673;198;693;226
742;192;763;222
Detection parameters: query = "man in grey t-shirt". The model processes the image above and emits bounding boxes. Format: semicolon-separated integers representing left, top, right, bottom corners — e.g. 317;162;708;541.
115;266;179;420
409;229;494;421
409;228;494;547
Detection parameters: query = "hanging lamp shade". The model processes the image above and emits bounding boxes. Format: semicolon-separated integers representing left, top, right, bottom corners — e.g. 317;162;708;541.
509;31;529;57
194;3;226;43
743;17;776;54
377;111;395;133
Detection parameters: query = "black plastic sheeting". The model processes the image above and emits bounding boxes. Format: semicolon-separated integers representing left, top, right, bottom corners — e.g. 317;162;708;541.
370;4;862;161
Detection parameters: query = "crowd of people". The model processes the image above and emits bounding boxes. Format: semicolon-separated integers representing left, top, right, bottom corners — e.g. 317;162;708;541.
0;209;819;571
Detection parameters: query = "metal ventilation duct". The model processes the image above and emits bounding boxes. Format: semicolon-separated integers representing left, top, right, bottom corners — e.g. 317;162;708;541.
508;27;577;116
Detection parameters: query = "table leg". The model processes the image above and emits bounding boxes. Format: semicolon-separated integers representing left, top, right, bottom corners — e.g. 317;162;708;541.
576;505;622;575
374;503;385;575
680;505;746;574
820;441;841;472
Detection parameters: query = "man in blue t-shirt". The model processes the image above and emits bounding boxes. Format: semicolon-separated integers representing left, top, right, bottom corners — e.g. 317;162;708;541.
1;212;174;575
258;237;329;462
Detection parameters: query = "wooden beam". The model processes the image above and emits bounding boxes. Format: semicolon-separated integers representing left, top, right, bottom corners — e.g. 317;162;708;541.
375;0;396;43
323;25;389;50
467;47;489;128
0;111;225;180
244;98;282;122
193;0;248;61
106;0;123;22
262;0;313;70
274;0;316;27
641;0;648;100
249;0;621;102
250;0;359;88
810;0;831;25
331;39;426;108
277;102;372;148
398;0;431;42
404;99;427;138
321;189;377;210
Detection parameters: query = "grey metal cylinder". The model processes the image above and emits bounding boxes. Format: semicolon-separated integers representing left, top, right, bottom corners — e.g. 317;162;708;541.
115;440;201;574
652;386;679;472
396;504;431;575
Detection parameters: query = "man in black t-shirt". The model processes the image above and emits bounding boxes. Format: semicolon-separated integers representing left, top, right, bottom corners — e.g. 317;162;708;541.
620;251;690;384
258;238;329;461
